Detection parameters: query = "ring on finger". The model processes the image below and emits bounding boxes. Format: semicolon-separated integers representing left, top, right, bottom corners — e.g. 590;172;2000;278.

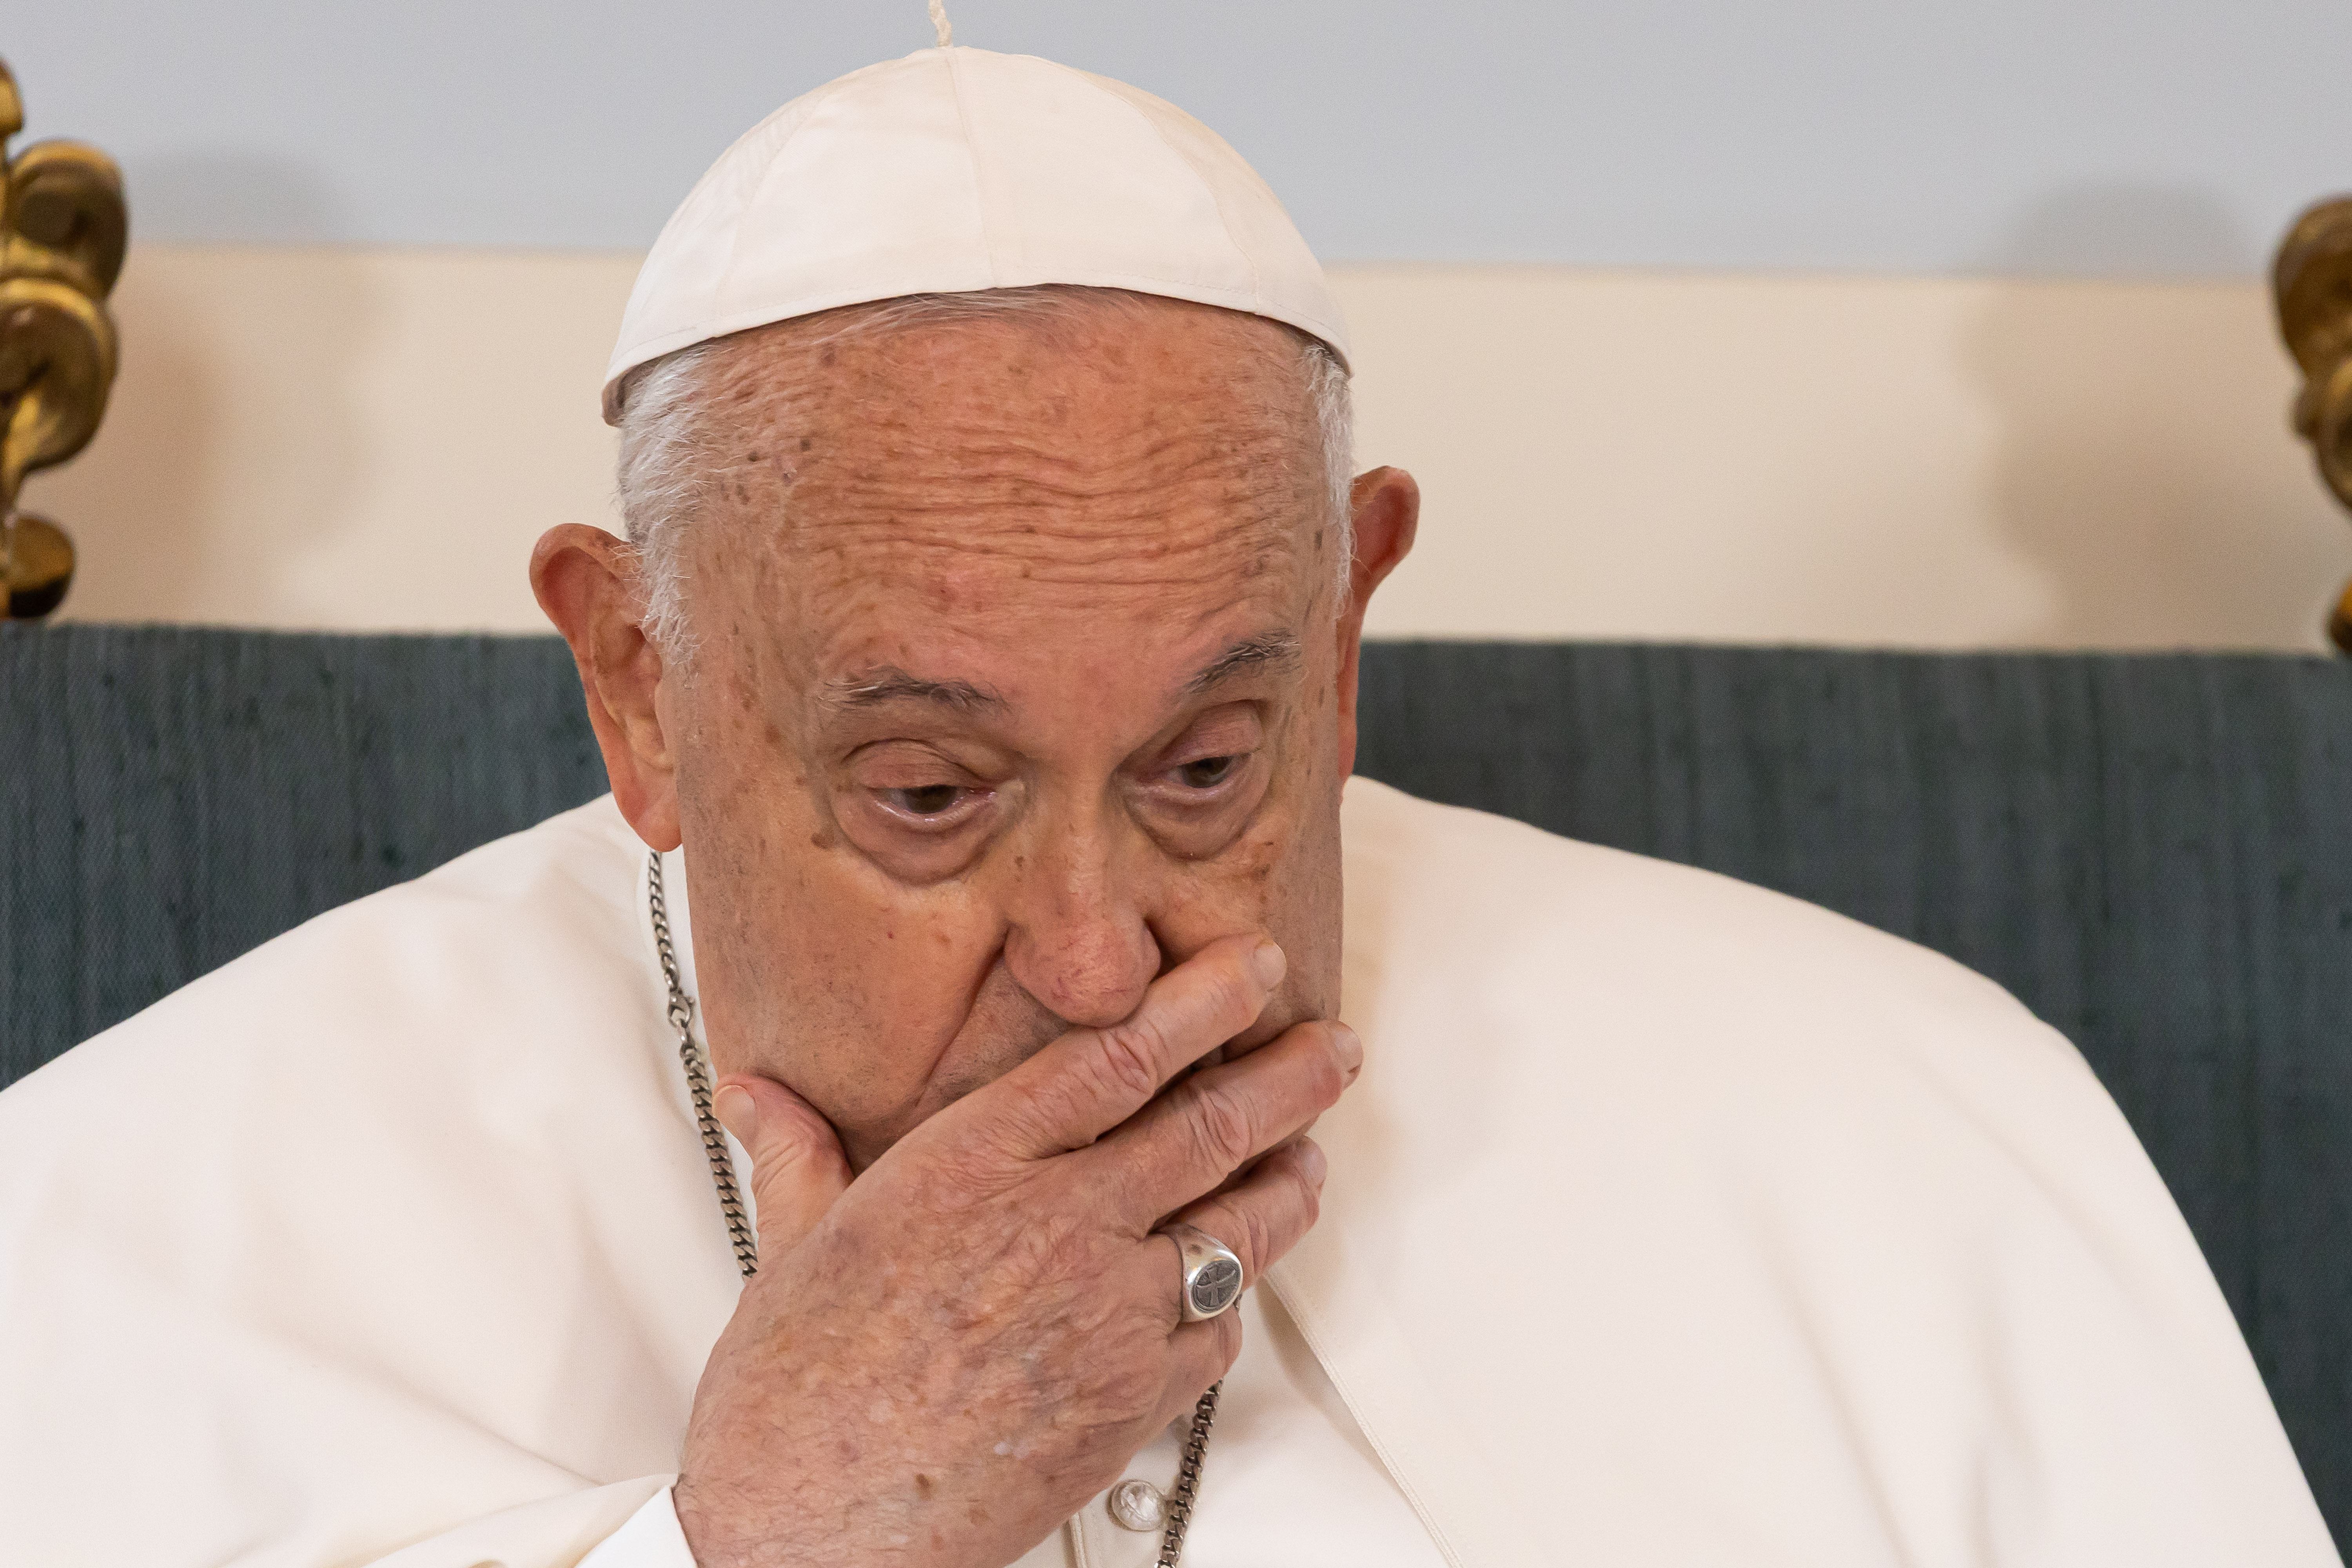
1160;1222;1246;1323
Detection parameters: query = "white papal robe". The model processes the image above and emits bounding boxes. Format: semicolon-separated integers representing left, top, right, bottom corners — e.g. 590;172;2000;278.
0;779;2334;1566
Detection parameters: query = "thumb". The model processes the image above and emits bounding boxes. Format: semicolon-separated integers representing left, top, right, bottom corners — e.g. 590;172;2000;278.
711;1074;852;1263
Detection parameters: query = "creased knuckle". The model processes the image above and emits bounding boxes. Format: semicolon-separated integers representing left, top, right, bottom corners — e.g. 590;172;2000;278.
752;1136;822;1194
750;1134;805;1182
1093;1020;1169;1102
1188;1080;1260;1171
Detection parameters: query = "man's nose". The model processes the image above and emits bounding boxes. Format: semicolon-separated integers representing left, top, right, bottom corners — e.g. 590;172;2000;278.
1000;813;1161;1031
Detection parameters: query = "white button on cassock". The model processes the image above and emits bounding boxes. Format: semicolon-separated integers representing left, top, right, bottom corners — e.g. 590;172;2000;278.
1106;1477;1166;1532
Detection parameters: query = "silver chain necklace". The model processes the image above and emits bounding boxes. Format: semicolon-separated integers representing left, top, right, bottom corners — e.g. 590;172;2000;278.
645;851;1219;1564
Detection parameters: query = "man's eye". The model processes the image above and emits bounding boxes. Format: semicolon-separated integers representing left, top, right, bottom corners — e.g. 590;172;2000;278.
1177;755;1240;790
887;784;966;817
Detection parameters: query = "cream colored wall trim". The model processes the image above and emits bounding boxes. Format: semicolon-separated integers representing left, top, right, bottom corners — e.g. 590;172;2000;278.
34;247;628;635
33;247;2352;650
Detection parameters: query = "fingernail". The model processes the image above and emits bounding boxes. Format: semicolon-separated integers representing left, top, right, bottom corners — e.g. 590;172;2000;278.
713;1084;758;1146
1252;939;1287;989
1331;1023;1363;1075
1296;1138;1328;1184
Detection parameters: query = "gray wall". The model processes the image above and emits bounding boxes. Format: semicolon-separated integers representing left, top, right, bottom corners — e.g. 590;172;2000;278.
10;0;2352;273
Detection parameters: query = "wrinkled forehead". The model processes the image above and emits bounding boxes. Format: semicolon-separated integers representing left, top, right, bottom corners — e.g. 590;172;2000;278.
688;298;1332;624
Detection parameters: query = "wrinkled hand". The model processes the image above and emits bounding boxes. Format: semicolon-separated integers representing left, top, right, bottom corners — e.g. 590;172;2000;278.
674;935;1360;1568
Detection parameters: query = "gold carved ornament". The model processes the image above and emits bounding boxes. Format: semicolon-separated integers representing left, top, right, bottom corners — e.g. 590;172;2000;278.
2274;197;2352;655
0;56;125;620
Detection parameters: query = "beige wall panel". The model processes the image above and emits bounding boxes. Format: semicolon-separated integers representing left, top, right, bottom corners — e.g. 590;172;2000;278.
34;247;631;632
32;247;2352;649
1343;267;2352;650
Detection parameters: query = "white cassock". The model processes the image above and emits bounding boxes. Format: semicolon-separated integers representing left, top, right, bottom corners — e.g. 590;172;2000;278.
0;779;2333;1566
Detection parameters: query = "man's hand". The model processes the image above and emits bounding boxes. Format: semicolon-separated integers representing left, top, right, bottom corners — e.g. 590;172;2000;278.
674;935;1359;1568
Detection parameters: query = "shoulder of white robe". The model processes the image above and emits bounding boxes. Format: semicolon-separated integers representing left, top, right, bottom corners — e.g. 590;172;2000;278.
0;794;733;1567
1319;775;2335;1564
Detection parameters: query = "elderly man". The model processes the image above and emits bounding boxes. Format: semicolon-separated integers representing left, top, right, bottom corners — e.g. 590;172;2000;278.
0;41;2337;1568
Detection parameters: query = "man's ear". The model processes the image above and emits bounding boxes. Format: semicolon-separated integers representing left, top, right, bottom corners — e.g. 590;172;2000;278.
531;524;682;851
1333;466;1420;782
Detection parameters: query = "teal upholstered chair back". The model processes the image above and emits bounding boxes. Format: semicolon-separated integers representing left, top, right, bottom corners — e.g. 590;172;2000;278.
5;625;2350;1547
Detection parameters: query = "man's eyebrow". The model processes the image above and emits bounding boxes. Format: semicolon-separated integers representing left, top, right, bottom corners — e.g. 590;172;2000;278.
823;666;1005;712
1184;632;1302;697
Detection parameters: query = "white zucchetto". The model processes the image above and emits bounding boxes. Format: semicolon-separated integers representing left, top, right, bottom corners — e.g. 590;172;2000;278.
602;46;1350;423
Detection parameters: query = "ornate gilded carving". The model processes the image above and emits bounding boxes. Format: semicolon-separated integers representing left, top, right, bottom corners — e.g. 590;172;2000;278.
0;56;125;619
2274;196;2352;654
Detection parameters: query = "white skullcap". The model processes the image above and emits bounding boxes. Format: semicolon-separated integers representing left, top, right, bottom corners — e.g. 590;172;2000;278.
602;46;1349;424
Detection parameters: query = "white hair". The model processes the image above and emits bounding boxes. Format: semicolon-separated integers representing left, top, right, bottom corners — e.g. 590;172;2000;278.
613;286;1356;658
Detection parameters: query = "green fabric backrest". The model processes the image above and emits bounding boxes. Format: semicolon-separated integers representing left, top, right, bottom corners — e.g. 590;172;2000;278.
5;624;2350;1546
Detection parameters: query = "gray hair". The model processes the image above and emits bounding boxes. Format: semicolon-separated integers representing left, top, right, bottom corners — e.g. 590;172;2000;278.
613;286;1356;658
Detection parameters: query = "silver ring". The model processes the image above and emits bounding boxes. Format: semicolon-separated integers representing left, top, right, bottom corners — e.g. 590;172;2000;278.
1160;1222;1245;1323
